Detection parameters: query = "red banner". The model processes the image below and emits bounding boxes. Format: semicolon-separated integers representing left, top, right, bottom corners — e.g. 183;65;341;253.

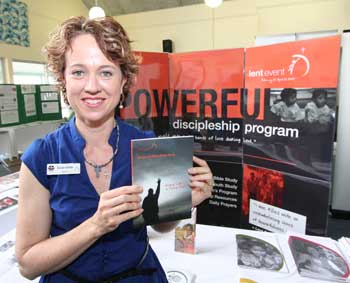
169;49;245;119
120;51;169;120
120;37;341;234
242;36;341;235
245;35;340;88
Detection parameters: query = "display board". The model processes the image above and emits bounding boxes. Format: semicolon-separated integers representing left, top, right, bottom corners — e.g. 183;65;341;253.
36;85;62;121
242;35;340;235
17;84;38;124
0;84;61;128
122;36;341;235
0;85;20;127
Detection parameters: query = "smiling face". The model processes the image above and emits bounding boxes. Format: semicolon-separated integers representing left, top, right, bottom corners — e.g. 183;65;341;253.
64;33;125;126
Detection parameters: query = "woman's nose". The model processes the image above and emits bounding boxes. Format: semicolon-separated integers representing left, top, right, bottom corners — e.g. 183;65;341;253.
84;74;101;94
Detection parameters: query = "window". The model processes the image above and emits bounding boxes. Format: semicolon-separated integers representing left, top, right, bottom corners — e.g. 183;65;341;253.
12;61;56;84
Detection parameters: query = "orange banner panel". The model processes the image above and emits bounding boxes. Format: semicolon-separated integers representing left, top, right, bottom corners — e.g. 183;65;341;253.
121;51;169;119
245;36;341;88
169;49;245;118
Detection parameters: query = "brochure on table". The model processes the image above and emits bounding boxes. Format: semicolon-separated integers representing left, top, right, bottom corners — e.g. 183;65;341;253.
234;229;350;283
0;228;35;283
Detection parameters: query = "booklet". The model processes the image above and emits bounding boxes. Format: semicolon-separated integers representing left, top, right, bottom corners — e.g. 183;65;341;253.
338;237;350;263
288;235;350;282
234;230;289;273
234;229;350;283
131;136;193;229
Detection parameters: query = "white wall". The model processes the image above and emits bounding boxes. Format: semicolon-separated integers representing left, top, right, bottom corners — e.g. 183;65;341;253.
116;0;350;53
1;0;348;64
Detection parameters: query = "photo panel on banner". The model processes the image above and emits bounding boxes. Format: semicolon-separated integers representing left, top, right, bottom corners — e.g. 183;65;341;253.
241;164;329;236
242;34;341;236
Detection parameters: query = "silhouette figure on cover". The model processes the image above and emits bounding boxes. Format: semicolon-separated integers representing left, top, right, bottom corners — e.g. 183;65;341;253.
142;178;161;224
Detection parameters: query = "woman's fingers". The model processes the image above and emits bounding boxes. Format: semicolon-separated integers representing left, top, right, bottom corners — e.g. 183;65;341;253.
101;185;143;199
192;155;208;167
92;185;144;234
188;156;214;207
113;208;144;224
109;201;142;216
102;192;142;208
190;173;213;182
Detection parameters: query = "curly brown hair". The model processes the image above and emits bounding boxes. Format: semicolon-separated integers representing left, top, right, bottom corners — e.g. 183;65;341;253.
42;16;139;104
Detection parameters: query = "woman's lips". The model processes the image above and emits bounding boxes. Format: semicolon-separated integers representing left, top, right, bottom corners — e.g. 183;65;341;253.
82;98;105;108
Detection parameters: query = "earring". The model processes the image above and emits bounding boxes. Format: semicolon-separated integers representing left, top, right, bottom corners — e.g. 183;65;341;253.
119;93;124;109
60;85;69;105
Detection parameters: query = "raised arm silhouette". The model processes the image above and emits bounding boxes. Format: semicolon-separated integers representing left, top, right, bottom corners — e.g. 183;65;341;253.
142;178;161;225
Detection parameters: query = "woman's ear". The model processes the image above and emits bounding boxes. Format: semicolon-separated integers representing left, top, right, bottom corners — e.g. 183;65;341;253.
120;78;127;94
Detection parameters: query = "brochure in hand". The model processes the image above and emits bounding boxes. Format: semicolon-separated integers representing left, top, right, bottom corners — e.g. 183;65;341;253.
131;136;193;229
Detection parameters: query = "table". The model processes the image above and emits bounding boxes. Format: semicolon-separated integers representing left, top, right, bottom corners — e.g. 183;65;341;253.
0;171;347;283
149;224;239;283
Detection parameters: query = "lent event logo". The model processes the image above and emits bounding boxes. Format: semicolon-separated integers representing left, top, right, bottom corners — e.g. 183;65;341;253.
247;48;310;83
134;143;158;153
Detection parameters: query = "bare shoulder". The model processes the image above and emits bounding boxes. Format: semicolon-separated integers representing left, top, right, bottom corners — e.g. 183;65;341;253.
16;163;52;253
19;163;50;200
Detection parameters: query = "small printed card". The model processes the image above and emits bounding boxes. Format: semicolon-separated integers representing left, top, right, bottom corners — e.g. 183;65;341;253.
0;197;17;212
175;208;197;255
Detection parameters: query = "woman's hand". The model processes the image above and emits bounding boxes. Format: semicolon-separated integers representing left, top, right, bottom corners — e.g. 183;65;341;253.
188;156;214;207
89;185;143;236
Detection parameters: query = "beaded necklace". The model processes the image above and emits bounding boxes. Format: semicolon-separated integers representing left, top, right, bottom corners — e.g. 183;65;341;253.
84;121;119;178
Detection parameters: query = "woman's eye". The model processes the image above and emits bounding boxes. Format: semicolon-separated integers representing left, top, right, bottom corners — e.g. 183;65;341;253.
72;70;84;77
101;71;113;77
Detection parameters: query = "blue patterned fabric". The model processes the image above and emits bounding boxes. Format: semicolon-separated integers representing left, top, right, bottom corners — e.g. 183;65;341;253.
0;0;29;47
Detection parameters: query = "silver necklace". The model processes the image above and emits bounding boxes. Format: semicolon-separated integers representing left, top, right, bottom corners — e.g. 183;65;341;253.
84;121;120;178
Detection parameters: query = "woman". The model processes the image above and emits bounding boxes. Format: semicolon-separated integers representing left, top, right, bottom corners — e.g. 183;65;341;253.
15;16;213;283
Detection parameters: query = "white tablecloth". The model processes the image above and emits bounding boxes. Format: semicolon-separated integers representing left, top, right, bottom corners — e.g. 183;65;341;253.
149;224;238;283
0;171;346;283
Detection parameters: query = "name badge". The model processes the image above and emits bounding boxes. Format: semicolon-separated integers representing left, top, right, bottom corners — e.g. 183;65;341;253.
47;163;80;175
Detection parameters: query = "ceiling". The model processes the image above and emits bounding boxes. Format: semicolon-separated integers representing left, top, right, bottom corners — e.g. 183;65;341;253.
81;0;226;16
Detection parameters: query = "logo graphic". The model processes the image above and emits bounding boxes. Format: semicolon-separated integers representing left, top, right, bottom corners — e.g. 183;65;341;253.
288;48;310;77
135;143;158;153
48;165;55;171
247;47;311;83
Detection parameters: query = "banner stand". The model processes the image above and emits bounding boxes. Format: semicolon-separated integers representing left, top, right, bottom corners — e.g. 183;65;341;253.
331;33;350;217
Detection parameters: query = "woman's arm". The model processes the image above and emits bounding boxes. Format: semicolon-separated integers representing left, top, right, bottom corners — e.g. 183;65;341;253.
16;163;143;280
